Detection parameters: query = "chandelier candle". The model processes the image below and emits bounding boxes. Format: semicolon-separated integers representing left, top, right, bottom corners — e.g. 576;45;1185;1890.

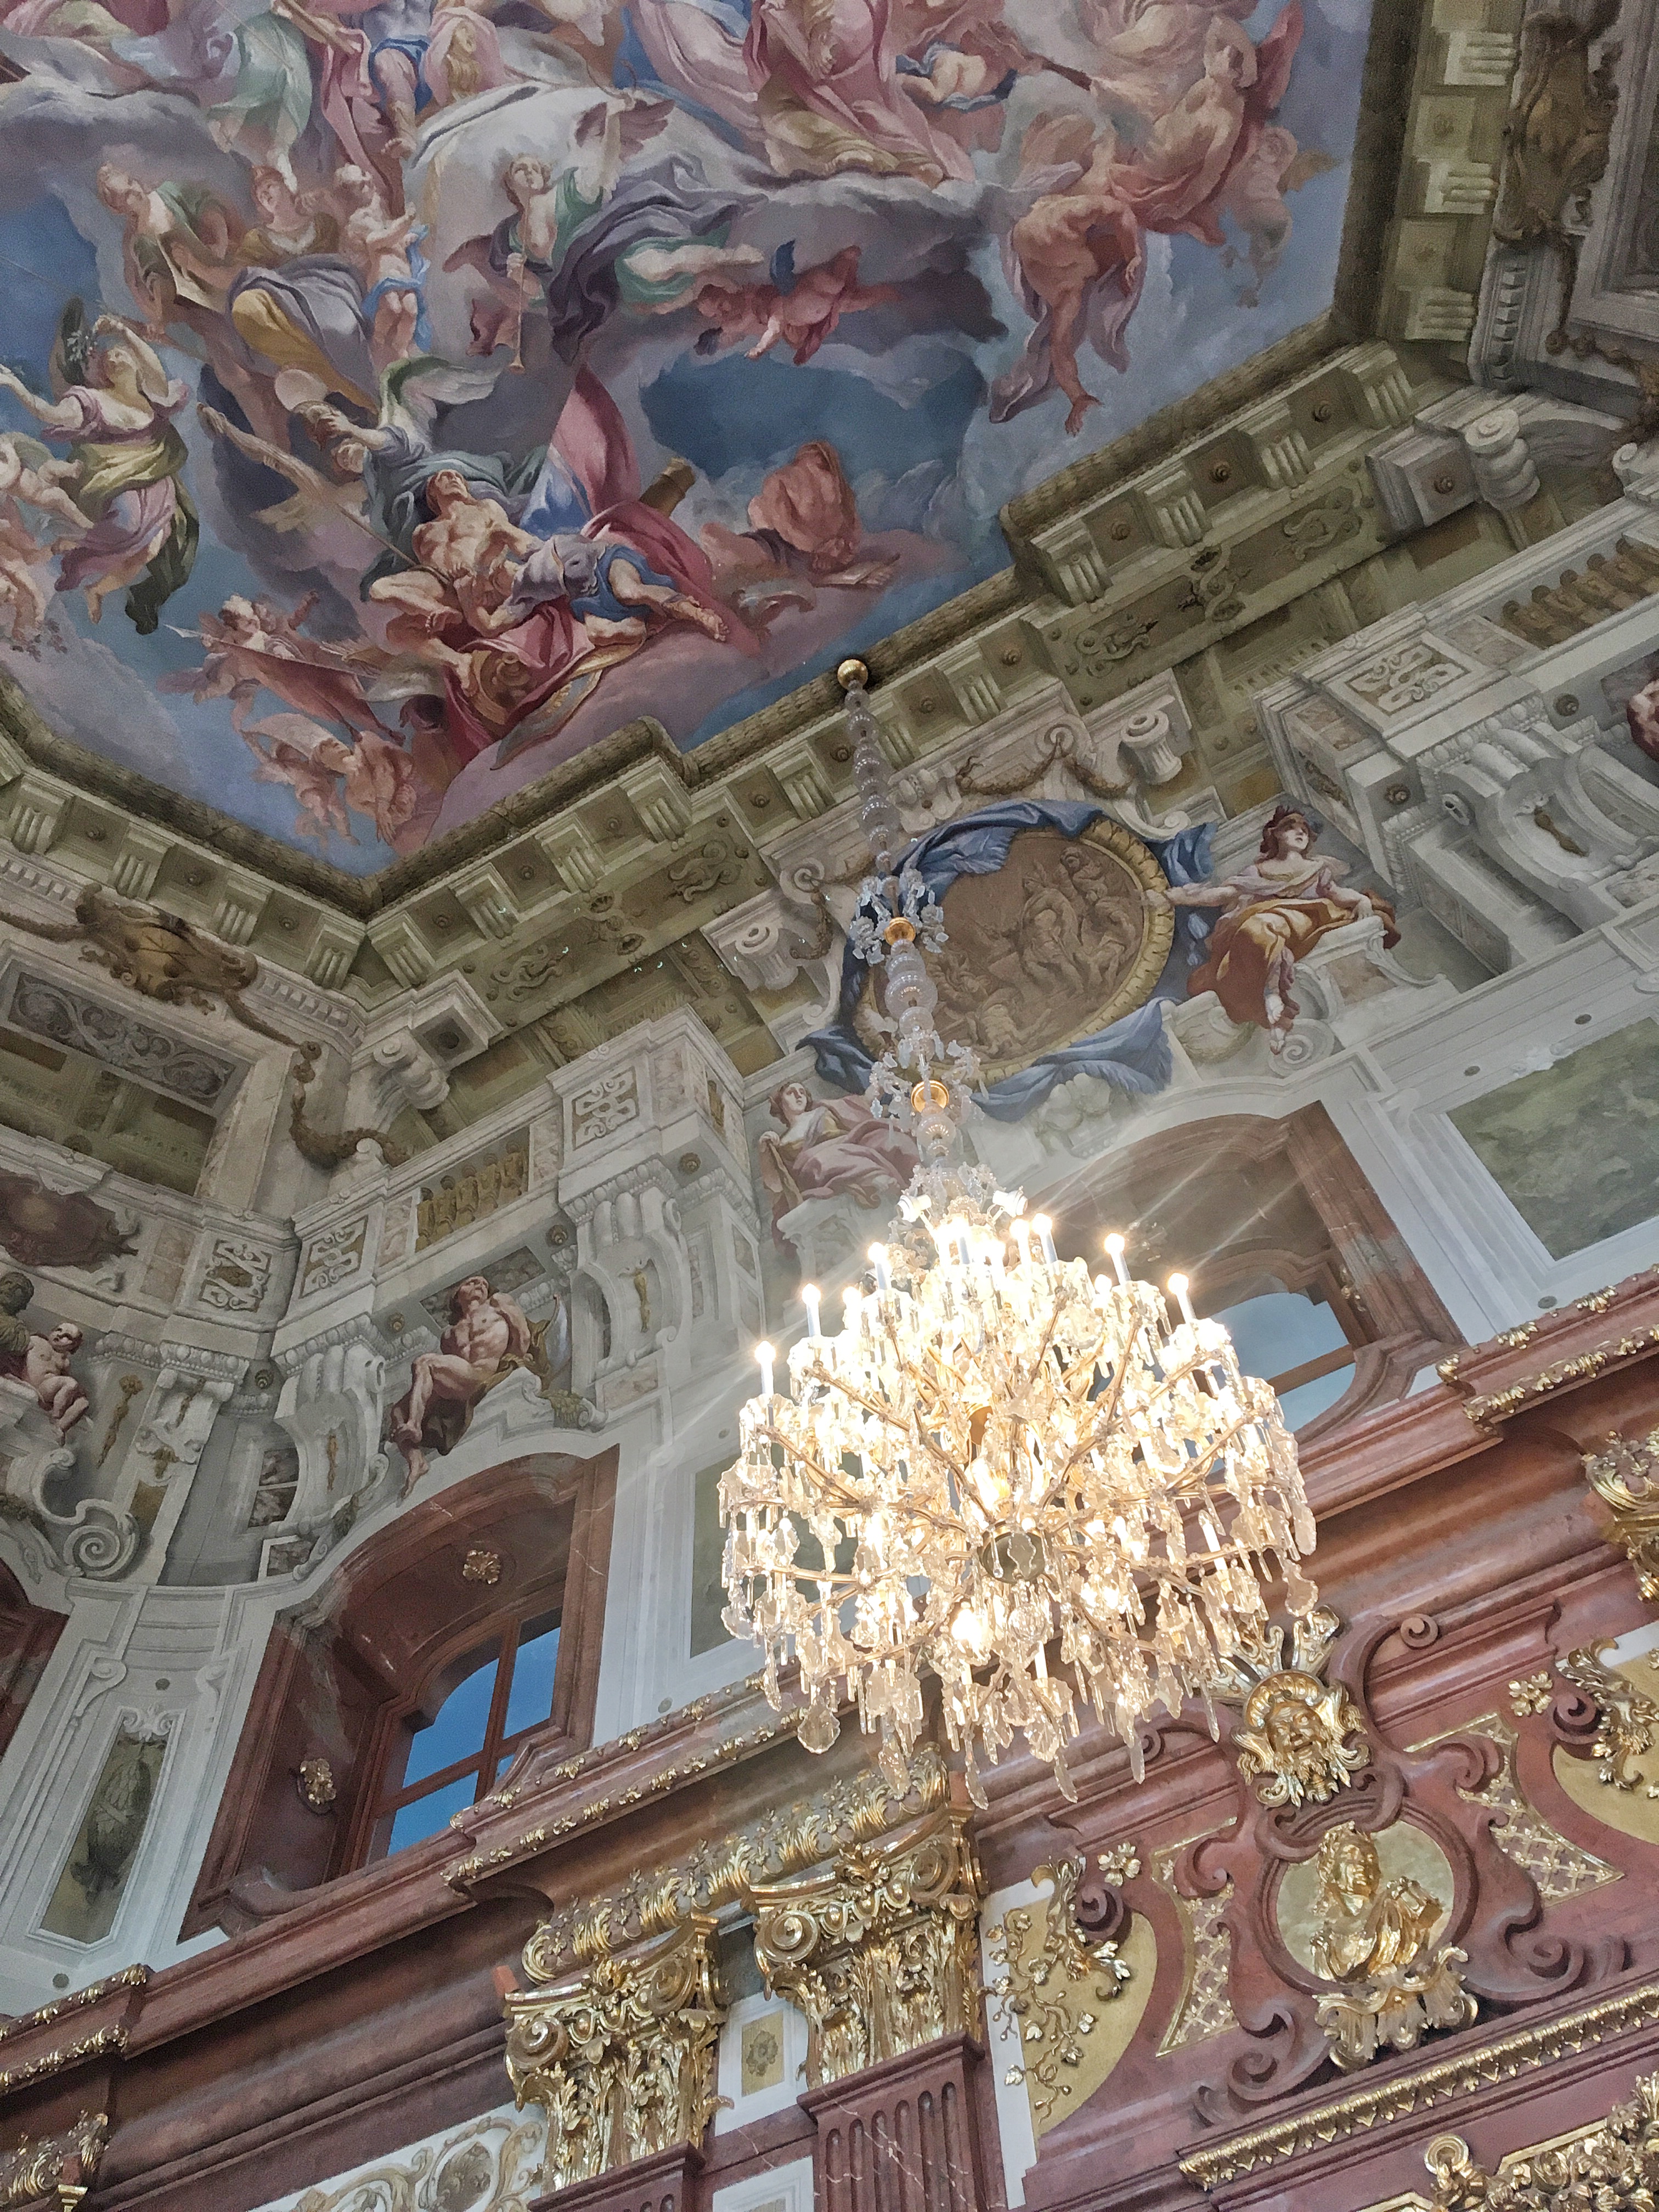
720;661;1319;1800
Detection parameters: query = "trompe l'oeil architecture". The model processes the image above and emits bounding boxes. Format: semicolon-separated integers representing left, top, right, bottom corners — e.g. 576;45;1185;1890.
0;0;1657;2207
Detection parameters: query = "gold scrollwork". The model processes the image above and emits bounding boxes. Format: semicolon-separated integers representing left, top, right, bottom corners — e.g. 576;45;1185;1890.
504;1915;726;2191
986;1857;1132;2129
1558;1642;1659;1796
1584;1426;1659;1602
1180;1975;1659;2187
1423;2066;1659;2210
0;2110;105;2209
748;1806;982;2088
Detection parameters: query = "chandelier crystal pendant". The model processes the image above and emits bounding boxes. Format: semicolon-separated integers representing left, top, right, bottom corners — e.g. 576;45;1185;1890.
719;662;1321;1802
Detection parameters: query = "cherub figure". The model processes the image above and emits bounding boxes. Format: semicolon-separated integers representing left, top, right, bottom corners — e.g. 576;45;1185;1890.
336;164;428;371
0;437;93;536
26;1321;90;1440
694;244;900;365
0;513;53;648
240;710;419;845
163;592;396;747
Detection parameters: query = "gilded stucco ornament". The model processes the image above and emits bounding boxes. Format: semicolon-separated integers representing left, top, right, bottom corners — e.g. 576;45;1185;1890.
503;1914;726;2191
1557;1641;1659;1795
986;1855;1132;2129
1222;1610;1370;1809
1423;2067;1659;2211
747;1805;981;2088
0;2109;105;2209
1583;1425;1659;1601
1304;1824;1475;2072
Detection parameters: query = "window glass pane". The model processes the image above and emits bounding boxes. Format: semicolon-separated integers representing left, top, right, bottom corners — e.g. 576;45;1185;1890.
1278;1367;1357;1431
1212;1291;1347;1383
502;1624;561;1740
402;1654;499;1787
386;1773;478;1856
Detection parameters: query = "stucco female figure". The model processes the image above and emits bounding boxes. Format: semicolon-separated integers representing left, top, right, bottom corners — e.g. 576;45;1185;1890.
757;1078;918;1248
0;311;194;632
1152;805;1397;1048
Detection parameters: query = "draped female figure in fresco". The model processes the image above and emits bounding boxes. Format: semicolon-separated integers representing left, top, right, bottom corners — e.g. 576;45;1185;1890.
443;104;760;365
0;308;195;632
758;1077;918;1249
1152;806;1397;1048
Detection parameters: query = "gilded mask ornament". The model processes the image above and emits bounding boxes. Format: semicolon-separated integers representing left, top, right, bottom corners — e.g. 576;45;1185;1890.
1301;1822;1474;2072
1232;1670;1369;1810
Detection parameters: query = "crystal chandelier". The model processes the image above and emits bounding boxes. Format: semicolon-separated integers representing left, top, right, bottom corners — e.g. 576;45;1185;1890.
719;663;1319;1802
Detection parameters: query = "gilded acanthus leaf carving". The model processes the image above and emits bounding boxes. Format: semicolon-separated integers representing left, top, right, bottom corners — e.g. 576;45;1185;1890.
748;1806;982;2089
520;1745;947;1979
504;1915;726;2192
0;2108;105;2208
1425;2066;1659;2210
1584;1425;1659;1601
1558;1641;1659;1795
986;1856;1132;2129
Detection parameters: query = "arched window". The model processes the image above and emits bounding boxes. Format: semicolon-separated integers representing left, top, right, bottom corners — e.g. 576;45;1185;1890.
1211;1288;1355;1430
373;1608;563;1857
183;1451;615;1938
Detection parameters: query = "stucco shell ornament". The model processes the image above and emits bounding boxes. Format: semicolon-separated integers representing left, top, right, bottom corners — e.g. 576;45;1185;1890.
1232;1669;1372;1809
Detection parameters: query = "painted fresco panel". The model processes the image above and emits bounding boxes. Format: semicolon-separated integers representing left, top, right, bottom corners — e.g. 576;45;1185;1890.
1449;1019;1659;1261
0;0;1370;867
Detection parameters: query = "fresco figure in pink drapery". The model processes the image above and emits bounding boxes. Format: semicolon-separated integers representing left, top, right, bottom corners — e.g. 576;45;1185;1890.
758;1079;920;1250
994;2;1304;432
747;0;973;182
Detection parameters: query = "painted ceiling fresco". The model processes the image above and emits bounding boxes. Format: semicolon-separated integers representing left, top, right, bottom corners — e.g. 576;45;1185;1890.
0;0;1371;868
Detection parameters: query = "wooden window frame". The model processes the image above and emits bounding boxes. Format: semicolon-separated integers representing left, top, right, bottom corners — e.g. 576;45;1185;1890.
181;1448;614;1939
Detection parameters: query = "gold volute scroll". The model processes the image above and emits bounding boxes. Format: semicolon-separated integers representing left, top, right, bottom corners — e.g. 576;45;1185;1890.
503;1914;726;2190
747;1806;982;2089
1584;1426;1659;1601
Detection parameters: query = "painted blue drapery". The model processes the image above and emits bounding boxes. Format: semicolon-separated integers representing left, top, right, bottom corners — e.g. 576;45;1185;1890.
802;802;1214;1120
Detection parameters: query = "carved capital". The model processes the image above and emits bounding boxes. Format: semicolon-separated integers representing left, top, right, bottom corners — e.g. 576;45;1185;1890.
0;2108;106;2207
748;1806;982;2089
504;1914;726;2192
